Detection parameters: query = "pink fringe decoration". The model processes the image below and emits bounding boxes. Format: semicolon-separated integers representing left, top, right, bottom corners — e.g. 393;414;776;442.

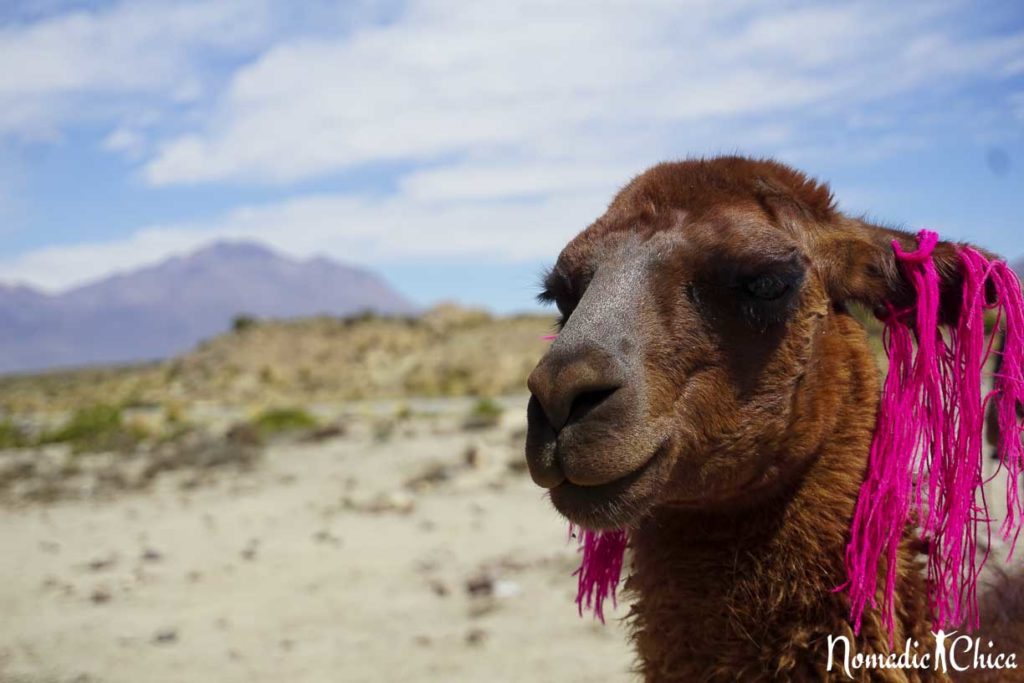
844;229;1024;641
569;524;628;622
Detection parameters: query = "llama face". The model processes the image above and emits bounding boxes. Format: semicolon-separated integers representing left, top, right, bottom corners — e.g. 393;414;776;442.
525;157;895;529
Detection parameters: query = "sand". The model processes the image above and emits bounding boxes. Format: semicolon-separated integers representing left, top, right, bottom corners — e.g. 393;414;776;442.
3;393;1016;683
0;397;635;683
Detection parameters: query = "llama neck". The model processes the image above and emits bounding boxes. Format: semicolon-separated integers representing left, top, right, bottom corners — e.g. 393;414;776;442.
626;315;937;681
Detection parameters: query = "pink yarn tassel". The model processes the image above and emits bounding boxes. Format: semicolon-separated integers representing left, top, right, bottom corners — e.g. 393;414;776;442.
990;260;1024;547
844;229;1024;641
569;524;628;622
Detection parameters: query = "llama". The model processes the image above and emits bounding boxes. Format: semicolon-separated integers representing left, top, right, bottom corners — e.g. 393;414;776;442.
523;157;1023;682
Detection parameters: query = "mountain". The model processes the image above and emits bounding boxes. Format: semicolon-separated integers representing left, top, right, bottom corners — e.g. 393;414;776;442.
0;242;415;374
1013;257;1023;278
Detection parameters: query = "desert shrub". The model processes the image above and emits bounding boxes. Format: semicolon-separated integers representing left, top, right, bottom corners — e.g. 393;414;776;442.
164;401;188;425
373;418;396;442
232;314;258;333
122;393;158;410
462;397;504;430
155;422;197;446
0;419;29;449
984;309;1001;335
438;373;471;396
226;421;264;446
49;404;121;441
42;404;146;453
253;407;318;436
343;309;379;326
164;361;183;383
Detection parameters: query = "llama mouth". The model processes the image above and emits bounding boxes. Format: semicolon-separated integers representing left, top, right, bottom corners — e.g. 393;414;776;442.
548;438;673;530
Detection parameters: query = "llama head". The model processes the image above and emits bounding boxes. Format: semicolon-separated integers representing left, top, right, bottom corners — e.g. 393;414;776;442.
524;156;994;532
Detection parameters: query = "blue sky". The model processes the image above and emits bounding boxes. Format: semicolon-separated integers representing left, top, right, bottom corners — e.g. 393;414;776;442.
0;0;1021;313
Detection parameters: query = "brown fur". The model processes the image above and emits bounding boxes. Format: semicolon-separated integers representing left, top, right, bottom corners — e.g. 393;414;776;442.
627;312;937;682
524;157;1023;681
975;566;1024;680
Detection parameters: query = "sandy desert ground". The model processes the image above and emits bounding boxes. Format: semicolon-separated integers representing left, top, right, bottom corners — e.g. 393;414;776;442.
1;391;1018;683
0;396;635;683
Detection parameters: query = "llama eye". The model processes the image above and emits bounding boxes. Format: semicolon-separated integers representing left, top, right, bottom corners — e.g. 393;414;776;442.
745;275;790;301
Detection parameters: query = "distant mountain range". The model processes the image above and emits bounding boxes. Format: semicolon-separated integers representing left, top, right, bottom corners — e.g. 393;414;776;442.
0;242;414;374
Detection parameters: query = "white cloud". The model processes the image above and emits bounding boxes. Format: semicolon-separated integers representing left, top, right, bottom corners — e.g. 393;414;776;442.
0;0;271;138
399;160;633;202
1011;92;1024;122
101;127;146;157
143;0;1024;188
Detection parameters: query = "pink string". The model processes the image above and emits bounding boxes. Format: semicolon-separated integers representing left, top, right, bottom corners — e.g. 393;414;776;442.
843;230;1024;643
569;524;628;622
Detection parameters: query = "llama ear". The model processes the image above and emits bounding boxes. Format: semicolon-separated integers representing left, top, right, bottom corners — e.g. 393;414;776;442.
820;219;992;322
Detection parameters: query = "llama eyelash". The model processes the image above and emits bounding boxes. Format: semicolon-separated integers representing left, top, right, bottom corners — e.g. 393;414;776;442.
537;265;584;328
537;291;574;329
536;265;560;304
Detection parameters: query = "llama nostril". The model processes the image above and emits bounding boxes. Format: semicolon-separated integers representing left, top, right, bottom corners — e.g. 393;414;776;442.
531;383;620;433
524;394;566;488
527;346;627;432
565;386;619;428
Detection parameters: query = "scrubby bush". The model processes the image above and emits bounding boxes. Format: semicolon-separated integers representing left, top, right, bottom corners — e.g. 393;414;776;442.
0;419;29;449
253;407;319;436
164;401;188;425
462;397;504;430
232;314;258;333
42;404;146;453
343;309;379;326
373;418;396;443
984;309;1001;335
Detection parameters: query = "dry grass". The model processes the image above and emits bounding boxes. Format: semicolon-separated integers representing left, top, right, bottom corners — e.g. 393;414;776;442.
0;305;556;418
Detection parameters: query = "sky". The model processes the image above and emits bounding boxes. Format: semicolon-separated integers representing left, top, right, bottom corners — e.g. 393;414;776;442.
0;0;1021;313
